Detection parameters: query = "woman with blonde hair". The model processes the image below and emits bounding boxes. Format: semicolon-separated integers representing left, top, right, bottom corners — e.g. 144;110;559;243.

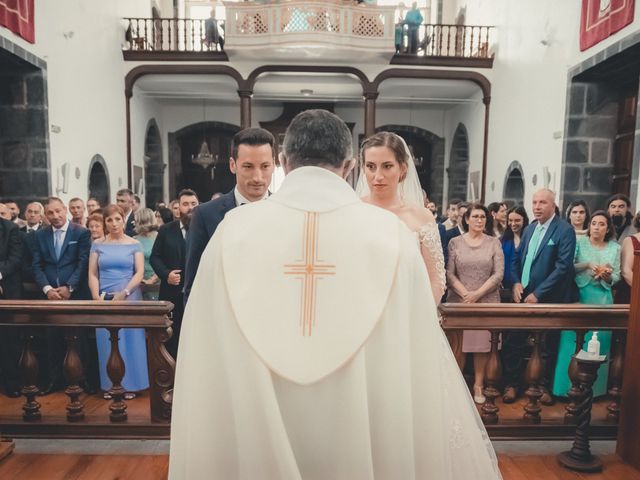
134;207;159;300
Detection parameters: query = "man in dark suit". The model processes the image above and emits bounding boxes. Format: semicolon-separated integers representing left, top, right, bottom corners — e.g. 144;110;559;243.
116;188;136;237
31;197;93;394
184;128;276;301
0;217;24;396
503;188;578;404
151;189;199;359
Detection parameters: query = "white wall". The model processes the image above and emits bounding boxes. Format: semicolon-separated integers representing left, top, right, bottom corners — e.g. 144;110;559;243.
0;0;154;205
457;0;640;211
443;93;485;202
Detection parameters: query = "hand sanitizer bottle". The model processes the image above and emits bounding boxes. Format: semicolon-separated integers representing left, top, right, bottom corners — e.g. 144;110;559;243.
587;331;600;357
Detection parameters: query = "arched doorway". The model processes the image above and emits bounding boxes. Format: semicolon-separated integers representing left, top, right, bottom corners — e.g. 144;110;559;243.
168;121;241;201
375;125;445;207
88;155;110;205
144;119;164;208
503;161;525;206
448;124;469;201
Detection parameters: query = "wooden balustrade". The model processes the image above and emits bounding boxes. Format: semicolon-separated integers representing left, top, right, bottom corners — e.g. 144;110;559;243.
0;300;173;438
123;17;224;53
396;23;493;58
439;303;628;439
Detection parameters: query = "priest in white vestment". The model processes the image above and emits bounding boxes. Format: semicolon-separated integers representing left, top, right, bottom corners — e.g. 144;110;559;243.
169;110;502;479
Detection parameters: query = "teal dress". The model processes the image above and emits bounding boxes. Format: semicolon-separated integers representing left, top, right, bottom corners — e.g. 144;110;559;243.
135;233;158;300
552;236;620;397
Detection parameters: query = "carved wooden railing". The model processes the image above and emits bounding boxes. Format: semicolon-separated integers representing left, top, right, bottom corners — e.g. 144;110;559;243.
123;17;225;53
0;300;173;438
439;303;628;440
396;23;493;58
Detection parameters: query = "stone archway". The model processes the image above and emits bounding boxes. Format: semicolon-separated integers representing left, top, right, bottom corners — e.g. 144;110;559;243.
144;119;164;208
503;161;525;206
375;124;445;207
88;155;110;206
448;124;469;202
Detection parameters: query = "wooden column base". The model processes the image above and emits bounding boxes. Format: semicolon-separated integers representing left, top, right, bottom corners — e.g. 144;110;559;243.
0;440;15;462
557;450;602;472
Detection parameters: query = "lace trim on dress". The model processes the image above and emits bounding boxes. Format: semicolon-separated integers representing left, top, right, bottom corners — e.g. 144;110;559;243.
417;223;446;294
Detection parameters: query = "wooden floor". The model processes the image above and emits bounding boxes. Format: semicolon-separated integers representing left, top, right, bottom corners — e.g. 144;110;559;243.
0;452;638;479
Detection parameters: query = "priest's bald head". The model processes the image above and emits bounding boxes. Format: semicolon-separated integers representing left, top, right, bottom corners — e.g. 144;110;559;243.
280;109;355;178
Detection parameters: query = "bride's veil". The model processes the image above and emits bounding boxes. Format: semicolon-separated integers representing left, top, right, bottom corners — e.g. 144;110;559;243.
355;133;425;208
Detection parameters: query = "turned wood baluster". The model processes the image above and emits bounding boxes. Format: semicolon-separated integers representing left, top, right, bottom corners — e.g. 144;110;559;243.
481;329;502;425
63;328;85;422
523;331;543;424
437;25;443;56
19;330;41;422
445;330;465;370
565;330;587;424
107;328;127;422
146;326;176;422
607;331;625;422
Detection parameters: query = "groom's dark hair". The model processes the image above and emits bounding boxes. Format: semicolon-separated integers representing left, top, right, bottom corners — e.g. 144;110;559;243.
282;109;353;169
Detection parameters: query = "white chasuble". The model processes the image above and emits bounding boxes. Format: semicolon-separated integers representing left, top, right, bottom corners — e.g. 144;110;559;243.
169;167;502;480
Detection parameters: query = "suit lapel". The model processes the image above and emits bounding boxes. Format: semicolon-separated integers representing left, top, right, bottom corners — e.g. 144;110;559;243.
174;221;186;259
45;226;57;261
223;190;237;212
59;223;75;259
533;217;559;263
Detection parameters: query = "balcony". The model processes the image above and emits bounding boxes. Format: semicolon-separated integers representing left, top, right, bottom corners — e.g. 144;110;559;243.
392;23;494;68
222;0;395;62
122;7;494;68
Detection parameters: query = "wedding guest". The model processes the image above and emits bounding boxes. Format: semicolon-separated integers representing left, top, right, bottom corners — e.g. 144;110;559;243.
607;194;637;243
170;200;180;221
134;208;159;300
88;204;148;399
68;198;87;226
501;206;529;290
617;212;640;303
447;204;504;403
155;207;173;226
86;197;101;214
552;211;619;397
86;213;105;242
487;202;507;238
443;199;462;230
565;200;590;236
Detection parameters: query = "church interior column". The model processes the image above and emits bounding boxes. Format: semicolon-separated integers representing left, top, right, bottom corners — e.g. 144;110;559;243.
364;91;379;138
238;90;253;129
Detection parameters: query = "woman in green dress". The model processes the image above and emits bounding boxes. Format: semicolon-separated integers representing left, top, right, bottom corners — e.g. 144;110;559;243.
133;208;159;300
552;210;620;397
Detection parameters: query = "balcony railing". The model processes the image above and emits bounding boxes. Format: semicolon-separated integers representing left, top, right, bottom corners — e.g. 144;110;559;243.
123;17;226;57
397;23;493;58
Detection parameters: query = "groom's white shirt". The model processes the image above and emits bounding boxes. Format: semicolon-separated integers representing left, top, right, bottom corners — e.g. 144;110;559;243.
169;166;502;480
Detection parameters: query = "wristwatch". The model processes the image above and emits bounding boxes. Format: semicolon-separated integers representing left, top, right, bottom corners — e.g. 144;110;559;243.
124;288;131;297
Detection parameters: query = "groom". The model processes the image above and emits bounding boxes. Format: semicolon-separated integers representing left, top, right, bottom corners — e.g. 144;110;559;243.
169;110;499;478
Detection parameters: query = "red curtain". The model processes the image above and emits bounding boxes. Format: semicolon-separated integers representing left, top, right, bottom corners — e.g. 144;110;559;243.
0;0;34;43
580;0;635;51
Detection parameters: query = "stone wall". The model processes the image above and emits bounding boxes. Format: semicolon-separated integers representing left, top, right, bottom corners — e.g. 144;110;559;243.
0;43;49;209
561;82;618;211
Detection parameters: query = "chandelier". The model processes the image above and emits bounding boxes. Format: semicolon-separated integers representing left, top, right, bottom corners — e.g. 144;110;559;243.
191;99;217;177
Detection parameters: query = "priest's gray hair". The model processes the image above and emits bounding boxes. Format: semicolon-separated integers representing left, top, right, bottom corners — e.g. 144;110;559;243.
282;109;353;168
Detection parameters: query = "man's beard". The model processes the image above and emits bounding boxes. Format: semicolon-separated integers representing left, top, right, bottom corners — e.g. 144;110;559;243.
181;212;192;229
611;214;625;228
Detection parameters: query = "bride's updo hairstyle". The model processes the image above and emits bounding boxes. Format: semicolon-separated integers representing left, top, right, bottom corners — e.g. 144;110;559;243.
360;132;410;181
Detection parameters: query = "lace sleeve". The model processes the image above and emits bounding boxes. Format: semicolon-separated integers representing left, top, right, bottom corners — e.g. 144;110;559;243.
418;223;446;295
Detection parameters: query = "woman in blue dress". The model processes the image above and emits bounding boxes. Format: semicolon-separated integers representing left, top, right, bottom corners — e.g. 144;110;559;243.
88;204;149;399
552;210;620;397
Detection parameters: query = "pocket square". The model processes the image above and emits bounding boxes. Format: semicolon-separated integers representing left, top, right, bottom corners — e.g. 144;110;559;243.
68;241;78;245
547;238;555;246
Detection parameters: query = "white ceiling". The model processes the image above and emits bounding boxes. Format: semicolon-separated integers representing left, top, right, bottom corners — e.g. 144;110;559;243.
134;72;482;107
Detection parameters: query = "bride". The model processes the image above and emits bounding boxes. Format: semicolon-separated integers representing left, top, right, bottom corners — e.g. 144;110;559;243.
357;132;446;303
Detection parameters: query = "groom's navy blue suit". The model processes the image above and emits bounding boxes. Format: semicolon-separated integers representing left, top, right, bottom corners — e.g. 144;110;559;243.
184;190;237;302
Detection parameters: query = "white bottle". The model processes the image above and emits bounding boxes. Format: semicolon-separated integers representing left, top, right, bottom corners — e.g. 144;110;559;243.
587;331;600;357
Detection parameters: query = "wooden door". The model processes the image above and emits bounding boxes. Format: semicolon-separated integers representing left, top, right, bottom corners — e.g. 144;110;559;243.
611;81;638;196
